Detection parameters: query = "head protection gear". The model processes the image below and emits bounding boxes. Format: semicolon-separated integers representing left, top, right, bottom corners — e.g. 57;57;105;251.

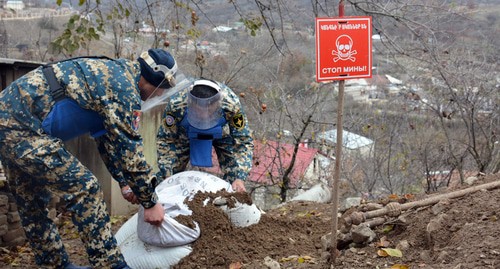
187;79;222;130
180;79;226;167
138;49;177;88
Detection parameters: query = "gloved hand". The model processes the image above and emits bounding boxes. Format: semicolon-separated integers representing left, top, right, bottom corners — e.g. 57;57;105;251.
121;185;139;204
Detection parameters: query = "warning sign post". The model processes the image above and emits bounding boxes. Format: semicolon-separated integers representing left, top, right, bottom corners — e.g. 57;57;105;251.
315;16;372;81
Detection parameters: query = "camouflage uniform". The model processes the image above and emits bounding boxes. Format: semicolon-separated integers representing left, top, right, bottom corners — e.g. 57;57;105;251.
0;58;157;268
156;81;254;184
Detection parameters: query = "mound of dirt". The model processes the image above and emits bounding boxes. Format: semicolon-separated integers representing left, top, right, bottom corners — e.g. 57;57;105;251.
173;172;499;269
0;173;498;269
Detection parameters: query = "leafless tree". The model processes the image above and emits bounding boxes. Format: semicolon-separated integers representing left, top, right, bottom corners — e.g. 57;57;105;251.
343;0;499;186
0;19;7;58
35;17;58;62
46;0;498;196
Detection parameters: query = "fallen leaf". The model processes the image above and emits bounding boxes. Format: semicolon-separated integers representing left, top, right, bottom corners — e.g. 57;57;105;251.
382;224;394;233
381;248;403;257
377;249;389;257
110;215;126;225
280;256;294;262
404;194;415;200
281;255;313;264
388;194;399;200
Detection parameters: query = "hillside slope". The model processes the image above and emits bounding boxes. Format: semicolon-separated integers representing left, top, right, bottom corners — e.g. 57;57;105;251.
175;172;500;269
0;173;498;268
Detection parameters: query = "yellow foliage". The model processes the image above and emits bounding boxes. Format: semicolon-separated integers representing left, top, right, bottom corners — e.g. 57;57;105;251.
378;248;403;258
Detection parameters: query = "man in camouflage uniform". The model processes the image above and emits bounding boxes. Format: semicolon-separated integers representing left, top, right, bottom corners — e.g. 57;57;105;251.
0;48;177;269
156;78;254;192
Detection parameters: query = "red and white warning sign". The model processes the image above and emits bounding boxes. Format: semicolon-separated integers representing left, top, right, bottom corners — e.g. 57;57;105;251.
315;16;372;81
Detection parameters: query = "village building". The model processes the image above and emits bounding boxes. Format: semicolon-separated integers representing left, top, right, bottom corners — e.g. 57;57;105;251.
3;0;25;10
316;128;374;157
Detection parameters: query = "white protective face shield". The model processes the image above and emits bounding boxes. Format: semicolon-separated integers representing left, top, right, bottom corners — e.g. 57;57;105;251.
139;51;190;112
140;73;190;112
187;79;223;130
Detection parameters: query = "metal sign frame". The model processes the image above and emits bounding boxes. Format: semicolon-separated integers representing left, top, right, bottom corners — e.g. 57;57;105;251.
316;16;372;81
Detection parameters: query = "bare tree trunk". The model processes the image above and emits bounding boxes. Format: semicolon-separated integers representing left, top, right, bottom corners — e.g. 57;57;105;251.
280;114;313;202
1;19;9;58
486;142;500;174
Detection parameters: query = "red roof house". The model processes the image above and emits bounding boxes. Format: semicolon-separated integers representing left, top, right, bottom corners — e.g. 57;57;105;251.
197;140;330;188
248;140;322;187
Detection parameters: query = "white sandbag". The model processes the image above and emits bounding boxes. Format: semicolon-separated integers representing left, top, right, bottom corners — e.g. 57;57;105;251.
136;206;200;247
137;171;232;247
290;183;331;203
157;170;233;194
115;214;138;244
218;202;261;227
116;214;192;269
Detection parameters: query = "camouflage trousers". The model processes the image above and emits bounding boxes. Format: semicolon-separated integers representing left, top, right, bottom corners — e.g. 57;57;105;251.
0;116;125;268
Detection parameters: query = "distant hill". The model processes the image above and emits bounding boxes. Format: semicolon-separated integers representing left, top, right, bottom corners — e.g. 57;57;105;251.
1;10;114;61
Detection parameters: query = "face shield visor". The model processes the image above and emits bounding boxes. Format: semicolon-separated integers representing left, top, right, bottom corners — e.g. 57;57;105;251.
141;73;191;112
187;79;222;130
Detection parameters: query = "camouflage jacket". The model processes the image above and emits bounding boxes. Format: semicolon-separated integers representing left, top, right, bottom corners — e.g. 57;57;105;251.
0;57;156;208
156;81;254;184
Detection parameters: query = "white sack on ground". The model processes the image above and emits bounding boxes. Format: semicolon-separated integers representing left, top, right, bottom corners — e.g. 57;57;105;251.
136;206;200;247
116;214;192;269
137;171;232;247
217;201;262;227
290;183;331;203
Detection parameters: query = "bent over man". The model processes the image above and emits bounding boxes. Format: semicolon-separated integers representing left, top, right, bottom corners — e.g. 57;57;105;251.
156;78;254;192
0;48;177;269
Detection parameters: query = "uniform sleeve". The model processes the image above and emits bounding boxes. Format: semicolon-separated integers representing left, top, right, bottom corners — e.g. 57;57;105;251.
156;101;190;180
215;87;254;183
101;100;157;208
94;60;157;208
95;135;128;188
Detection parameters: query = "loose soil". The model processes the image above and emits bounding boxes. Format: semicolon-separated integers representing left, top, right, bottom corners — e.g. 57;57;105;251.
1;173;499;269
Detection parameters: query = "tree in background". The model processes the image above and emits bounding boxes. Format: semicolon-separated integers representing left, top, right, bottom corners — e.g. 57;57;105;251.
0;19;7;58
35;17;59;62
41;0;499;200
352;0;499;182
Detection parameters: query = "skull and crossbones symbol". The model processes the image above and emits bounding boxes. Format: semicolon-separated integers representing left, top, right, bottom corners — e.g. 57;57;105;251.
332;34;357;62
